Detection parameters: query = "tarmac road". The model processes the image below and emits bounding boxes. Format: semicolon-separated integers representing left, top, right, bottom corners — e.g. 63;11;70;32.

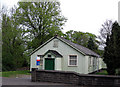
1;75;80;87
2;76;68;85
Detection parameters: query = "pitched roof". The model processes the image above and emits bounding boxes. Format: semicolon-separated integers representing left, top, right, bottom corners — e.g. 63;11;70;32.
30;35;100;58
59;37;100;58
43;50;63;58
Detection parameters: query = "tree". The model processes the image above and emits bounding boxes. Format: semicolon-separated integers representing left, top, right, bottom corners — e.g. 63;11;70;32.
2;8;28;71
13;2;67;51
64;30;98;48
103;21;120;75
72;31;89;47
87;37;97;52
64;30;74;41
98;20;113;48
2;1;67;71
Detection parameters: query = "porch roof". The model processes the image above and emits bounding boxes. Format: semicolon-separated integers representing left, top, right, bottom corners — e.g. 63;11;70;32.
43;50;63;58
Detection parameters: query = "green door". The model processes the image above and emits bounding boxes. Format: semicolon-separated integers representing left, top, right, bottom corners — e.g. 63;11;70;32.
45;58;55;70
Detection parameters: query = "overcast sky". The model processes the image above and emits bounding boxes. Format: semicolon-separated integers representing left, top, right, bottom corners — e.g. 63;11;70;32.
0;0;119;36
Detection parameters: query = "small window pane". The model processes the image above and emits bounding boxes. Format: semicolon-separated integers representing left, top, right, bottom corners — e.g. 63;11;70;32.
70;55;77;59
70;60;77;65
89;57;92;65
40;60;43;65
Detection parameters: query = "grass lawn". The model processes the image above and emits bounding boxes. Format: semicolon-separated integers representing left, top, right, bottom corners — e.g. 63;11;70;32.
1;70;31;77
95;70;108;75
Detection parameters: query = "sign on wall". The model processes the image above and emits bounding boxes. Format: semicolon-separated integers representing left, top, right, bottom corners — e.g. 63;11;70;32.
36;56;40;65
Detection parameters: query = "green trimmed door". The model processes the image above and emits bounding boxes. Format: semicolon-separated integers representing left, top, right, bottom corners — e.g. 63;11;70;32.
45;58;55;70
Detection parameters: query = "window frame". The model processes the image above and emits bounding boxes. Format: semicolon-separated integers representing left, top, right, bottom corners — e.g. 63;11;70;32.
68;54;78;66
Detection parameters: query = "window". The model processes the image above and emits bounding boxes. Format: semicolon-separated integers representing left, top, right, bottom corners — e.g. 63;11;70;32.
68;55;77;66
89;57;92;65
93;58;95;66
53;40;58;48
48;55;51;57
40;58;43;66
